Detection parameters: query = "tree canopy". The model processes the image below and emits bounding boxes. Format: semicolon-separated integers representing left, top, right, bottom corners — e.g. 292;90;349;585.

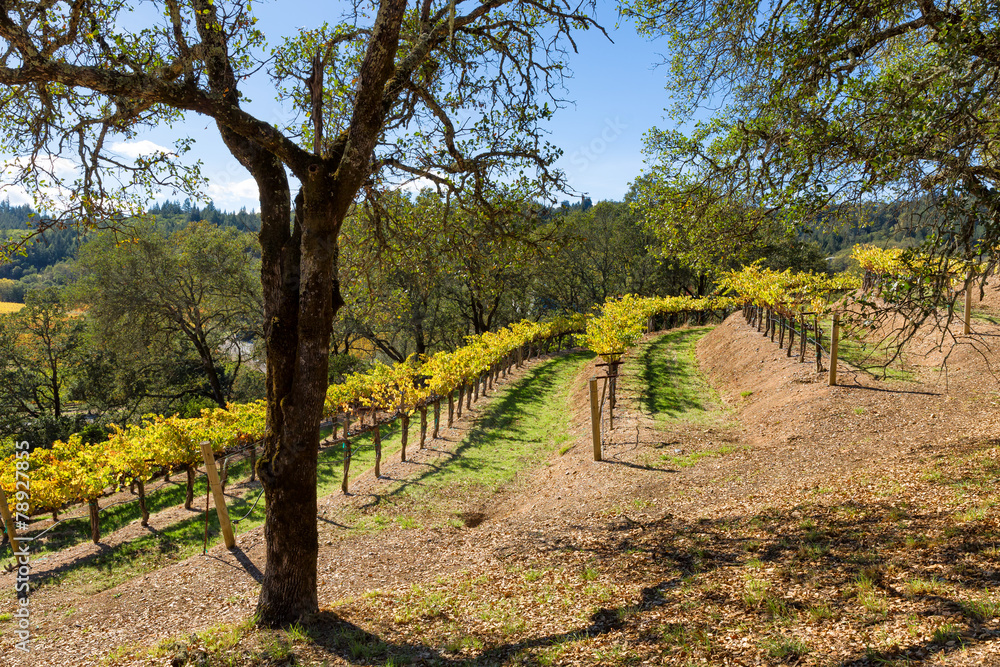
0;0;603;625
625;0;1000;275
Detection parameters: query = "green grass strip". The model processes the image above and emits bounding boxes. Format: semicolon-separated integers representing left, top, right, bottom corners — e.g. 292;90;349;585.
622;327;729;426
23;351;594;592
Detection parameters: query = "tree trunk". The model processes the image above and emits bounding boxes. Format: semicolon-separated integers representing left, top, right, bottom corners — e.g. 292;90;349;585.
185;465;196;510
447;392;454;427
466;382;472;410
456;386;463;418
419;407;427;448
89;498;100;544
474;375;480;401
137;478;149;527
374;425;382;478
210;3;410;616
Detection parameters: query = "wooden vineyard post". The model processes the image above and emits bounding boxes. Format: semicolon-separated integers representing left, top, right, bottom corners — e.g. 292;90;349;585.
374;425;382;478
419;407;427;449
88;499;100;543
199;441;236;549
342;415;352;494
965;275;973;335
400;414;409;462
815;315;823;373
0;486;22;555
787;317;795;357
589;378;602;461
608;363;617;429
799;314;807;361
829;312;840;386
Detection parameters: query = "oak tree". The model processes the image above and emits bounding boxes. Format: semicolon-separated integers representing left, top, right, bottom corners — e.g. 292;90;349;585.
76;220;261;409
0;0;600;625
625;0;1000;284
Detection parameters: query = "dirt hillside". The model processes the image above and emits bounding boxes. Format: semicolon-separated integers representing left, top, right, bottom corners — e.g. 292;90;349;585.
3;314;1000;666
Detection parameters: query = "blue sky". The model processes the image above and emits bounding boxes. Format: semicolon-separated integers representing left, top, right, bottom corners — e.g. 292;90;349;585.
9;1;676;212
199;1;672;211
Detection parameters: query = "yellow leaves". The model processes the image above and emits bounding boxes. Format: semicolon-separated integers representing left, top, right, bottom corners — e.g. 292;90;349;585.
719;264;861;316
581;294;738;356
324;315;584;418
852;245;904;276
0;400;271;513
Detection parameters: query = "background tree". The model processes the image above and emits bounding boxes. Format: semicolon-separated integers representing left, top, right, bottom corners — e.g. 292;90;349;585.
531;200;663;311
623;0;1000;301
76;221;262;409
0;0;601;625
0;287;85;445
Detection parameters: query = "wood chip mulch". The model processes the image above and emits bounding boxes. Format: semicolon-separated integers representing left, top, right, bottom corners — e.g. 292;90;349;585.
4;314;1000;666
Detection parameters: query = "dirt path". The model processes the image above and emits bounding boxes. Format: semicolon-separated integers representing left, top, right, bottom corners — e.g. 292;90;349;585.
4;316;1000;666
0;350;601;666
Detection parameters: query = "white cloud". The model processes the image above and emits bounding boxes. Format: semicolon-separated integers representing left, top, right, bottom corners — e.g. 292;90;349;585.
1;187;31;206
1;155;80;211
206;177;260;210
397;176;440;193
110;139;172;159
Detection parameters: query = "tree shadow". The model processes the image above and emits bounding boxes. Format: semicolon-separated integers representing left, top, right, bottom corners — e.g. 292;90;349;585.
636;328;722;421
205;545;263;583
347;352;593;510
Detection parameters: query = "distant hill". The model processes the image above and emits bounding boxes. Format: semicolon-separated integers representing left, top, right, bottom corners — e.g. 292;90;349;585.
0;199;262;301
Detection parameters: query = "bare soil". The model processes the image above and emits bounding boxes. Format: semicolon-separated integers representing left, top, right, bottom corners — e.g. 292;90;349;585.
3;313;1000;667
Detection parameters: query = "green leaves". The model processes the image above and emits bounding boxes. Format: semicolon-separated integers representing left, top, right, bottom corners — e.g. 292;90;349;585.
624;0;1000;270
